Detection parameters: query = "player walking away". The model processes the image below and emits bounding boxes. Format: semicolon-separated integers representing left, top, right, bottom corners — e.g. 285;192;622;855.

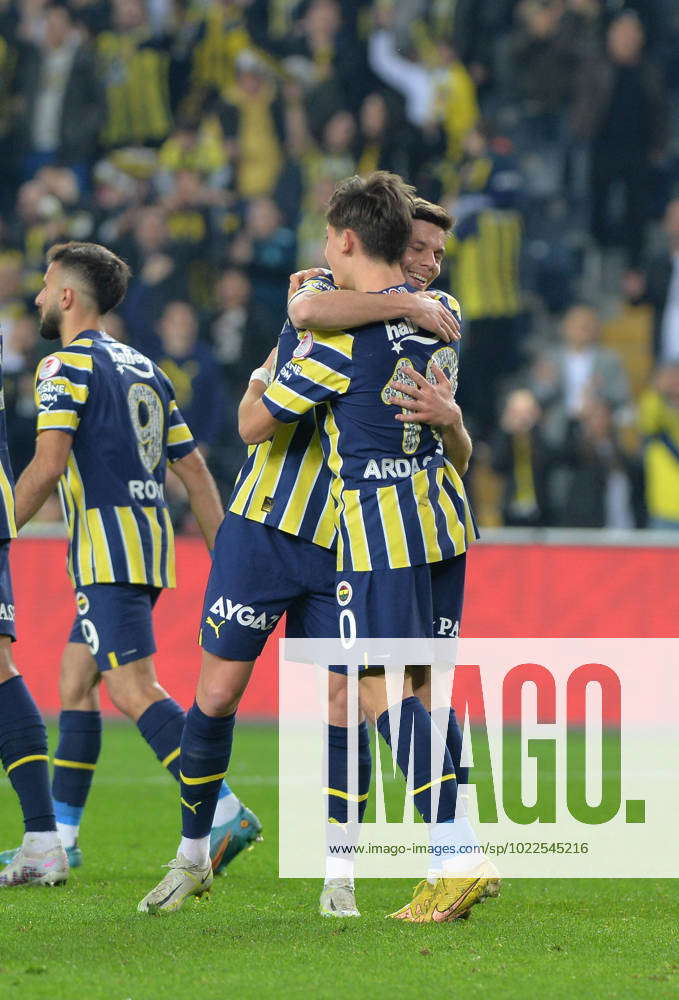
286;197;476;916
139;174;498;921
0;331;68;888
0;242;259;875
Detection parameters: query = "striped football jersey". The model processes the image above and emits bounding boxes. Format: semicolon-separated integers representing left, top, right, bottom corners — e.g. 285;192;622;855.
228;275;337;549
0;332;16;541
263;283;477;572
34;330;196;587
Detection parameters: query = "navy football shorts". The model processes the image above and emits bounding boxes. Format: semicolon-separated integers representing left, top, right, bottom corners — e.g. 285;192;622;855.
69;583;161;671
200;513;338;661
335;552;467;645
0;540;16;641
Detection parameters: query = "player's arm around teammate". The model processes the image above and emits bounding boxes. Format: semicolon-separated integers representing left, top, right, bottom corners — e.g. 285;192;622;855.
288;271;460;343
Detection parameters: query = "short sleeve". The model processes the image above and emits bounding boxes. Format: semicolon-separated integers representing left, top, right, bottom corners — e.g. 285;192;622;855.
287;273;336;315
431;289;461;323
167;398;197;461
34;351;93;434
262;329;354;424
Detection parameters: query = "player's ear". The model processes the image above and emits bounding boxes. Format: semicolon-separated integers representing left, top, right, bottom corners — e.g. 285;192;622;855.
342;229;355;256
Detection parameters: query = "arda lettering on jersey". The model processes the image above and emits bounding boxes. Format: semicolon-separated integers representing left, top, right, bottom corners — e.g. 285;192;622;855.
363;455;434;480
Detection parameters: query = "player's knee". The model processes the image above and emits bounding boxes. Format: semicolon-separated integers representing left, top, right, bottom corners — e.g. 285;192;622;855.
328;674;349;725
105;679;158;720
0;638;17;683
197;676;245;717
60;672;97;709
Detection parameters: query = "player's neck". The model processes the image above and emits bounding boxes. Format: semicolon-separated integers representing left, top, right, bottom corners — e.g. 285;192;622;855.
349;260;405;293
59;314;101;347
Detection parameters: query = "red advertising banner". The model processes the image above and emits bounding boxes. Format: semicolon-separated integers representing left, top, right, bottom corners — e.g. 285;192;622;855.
12;538;678;717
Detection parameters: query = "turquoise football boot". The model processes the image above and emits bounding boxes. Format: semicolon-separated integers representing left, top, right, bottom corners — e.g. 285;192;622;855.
210;805;262;875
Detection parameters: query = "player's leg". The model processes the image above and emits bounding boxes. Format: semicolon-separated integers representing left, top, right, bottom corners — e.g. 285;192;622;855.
410;552;468;785
0;538;67;886
287;555;371;917
342;564;496;920
139;515;302;911
136;650;254;913
51;638;102;865
77;580;257;871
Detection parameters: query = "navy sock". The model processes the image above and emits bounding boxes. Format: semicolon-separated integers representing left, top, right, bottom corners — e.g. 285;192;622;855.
357;721;371;821
437;706;468;786
0;675;55;832
180;702;235;838
52;710;102;830
137;698;235;801
376;696;457;823
326;722;372;824
136;698;186;781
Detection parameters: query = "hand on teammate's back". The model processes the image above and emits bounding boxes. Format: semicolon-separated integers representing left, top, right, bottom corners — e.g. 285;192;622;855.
388;364;461;429
405;293;460;342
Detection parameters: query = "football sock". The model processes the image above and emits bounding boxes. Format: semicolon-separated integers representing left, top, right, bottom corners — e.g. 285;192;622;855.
52;709;101;844
325;722;371;824
23;831;61;853
441;706;468;786
324;722;371;884
179;835;210;867
137;698;237;814
136;698;185;780
212;785;241;826
376;696;457;823
179;702;235;840
0;675;56;832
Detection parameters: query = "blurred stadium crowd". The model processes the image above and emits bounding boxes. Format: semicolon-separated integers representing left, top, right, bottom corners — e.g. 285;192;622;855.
1;0;679;530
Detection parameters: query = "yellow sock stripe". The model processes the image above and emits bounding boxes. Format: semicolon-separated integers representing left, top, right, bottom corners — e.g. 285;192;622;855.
180;769;227;786
6;754;49;775
162;747;180;768
411;772;456;797
323;787;369;803
53;758;97;771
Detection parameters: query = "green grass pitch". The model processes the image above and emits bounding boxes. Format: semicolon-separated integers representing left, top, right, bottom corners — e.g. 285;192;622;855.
0;722;677;999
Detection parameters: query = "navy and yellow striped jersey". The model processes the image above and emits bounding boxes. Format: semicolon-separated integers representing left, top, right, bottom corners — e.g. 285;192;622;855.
0;333;16;541
34;331;196;588
262;284;478;572
228;276;337;549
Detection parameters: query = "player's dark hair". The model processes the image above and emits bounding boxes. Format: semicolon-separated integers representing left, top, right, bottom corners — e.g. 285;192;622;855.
412;198;454;235
47;242;131;314
326;171;415;264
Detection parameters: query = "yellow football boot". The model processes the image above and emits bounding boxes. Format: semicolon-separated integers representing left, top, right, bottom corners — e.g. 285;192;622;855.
387;862;501;923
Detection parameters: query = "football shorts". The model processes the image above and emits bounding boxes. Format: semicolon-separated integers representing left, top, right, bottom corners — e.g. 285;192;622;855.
0;540;16;641
68;583;161;671
199;513;338;661
335;553;467;644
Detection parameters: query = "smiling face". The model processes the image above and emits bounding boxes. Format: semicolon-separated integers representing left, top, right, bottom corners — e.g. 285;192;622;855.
401;219;447;290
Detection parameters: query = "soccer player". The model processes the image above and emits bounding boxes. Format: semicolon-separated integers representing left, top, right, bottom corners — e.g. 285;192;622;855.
137;188;460;915
139;174;497;922
285;198;475;913
240;173;499;922
0;333;68;888
0;242;259;873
